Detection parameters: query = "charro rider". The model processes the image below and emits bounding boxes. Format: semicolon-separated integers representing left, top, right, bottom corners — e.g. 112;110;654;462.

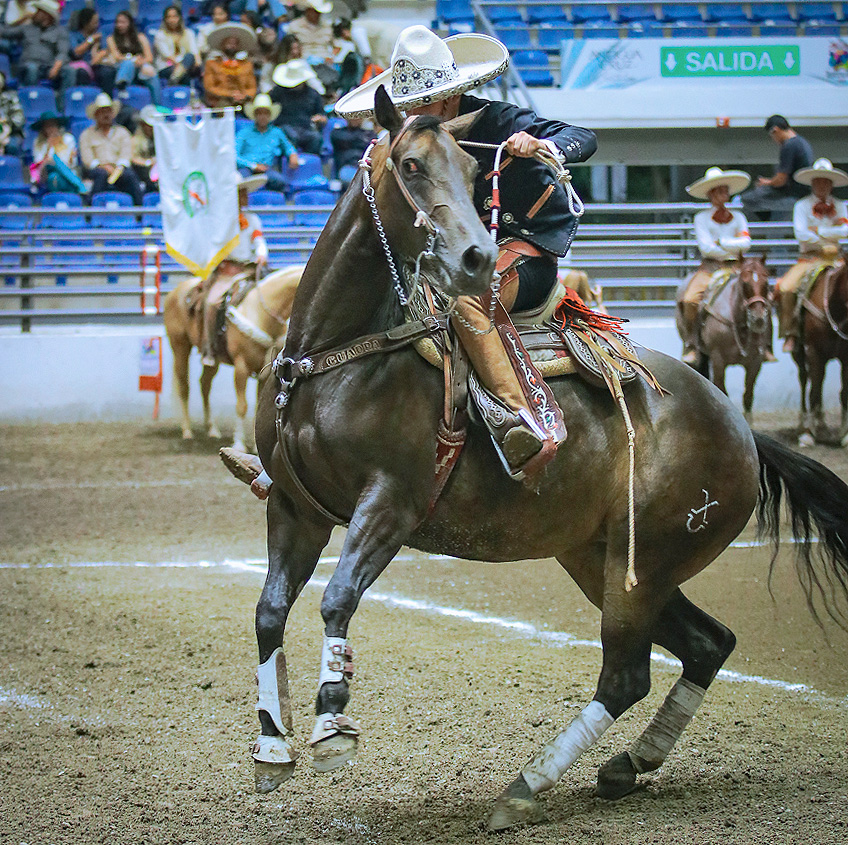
678;166;776;364
775;157;848;354
334;24;597;478
198;172;269;367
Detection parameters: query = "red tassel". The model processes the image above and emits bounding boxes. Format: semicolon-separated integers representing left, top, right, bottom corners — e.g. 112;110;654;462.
553;287;628;333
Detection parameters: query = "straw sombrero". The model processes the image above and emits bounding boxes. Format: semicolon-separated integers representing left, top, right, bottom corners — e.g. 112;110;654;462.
794;157;848;188
334;25;510;119
244;93;282;121
31;0;60;20
272;59;319;89
85;92;121;120
237;173;267;193
686;166;751;199
300;0;333;12
207;22;259;55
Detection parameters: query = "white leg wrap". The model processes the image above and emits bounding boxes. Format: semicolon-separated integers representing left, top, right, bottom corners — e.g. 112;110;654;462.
628;678;706;772
522;700;615;794
256;647;292;737
310;711;361;746
252;732;297;764
318;635;353;687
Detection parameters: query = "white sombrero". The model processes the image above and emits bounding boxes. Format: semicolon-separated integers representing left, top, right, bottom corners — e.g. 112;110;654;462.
272;58;319;89
686;166;751;199
300;0;333;12
243;93;282;121
237;173;267;193
31;0;60;20
207;22;259;55
794;157;848;188
334;25;510;119
85;92;121;120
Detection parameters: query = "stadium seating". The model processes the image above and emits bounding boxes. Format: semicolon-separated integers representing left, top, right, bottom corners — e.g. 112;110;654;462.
285;154;329;193
715;22;756;36
659;3;704;21
582;22;622;36
795;2;840;21
18;86;58;121
64;86;100;120
0;54;11;82
161;86;192;111
751;3;796;22
94;0;123;26
435;0;474;26
291;189;336;226
570;3;614;24
537;26;575;50
319;116;347;164
138;0;173;29
40;192;86;229
60;0;89;24
616;3;658;22
0;193;33;230
527;4;569;26
69;118;93;139
117;85;153;112
705;3;750;22
496;26;534;50
511;50;555;86
0;155;28;191
486;5;525;25
90;191;136;228
141;192;161;228
251;190;291;227
759;22;799;35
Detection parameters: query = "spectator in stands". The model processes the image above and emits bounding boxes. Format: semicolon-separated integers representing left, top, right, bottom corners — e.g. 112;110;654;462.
202;21;258;107
236;92;299;191
3;0;33;26
333;17;364;96
197;171;269;365
0;70;25;155
256;25;283;93
68;8;116;94
0;0;74;94
79;92;143;205
741;115;814;221
131;104;169;195
107;11;162;105
30;110;83;191
286;0;334;61
335;25;596;477
776;158;848;354
154;5;200;85
197;2;231;60
280;32;302;63
230;0;288;26
270;58;326;154
678;166;776;364
330;114;370;187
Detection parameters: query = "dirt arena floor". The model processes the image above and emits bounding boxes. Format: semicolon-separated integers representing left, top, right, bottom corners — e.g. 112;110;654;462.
2;415;848;845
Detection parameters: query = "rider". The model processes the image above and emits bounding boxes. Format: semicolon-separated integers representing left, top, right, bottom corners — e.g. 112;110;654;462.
775;158;848;354
199;172;269;367
679;166;776;364
333;25;597;478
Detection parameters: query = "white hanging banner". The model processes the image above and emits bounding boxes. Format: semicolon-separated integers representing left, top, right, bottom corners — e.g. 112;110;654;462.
153;109;239;279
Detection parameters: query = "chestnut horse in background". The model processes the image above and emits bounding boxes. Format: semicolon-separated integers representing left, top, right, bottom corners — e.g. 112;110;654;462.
792;257;848;448
163;265;303;450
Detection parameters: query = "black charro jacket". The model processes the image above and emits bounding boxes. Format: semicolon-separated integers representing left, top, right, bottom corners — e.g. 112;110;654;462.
459;94;596;257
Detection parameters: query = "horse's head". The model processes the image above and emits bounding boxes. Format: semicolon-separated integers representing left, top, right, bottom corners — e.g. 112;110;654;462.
369;85;497;298
738;253;772;335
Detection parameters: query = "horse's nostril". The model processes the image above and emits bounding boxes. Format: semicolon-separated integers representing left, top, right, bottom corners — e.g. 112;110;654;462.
461;245;487;276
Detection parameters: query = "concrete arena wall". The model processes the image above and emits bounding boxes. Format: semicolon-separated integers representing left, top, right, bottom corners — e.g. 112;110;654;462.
0;321;843;425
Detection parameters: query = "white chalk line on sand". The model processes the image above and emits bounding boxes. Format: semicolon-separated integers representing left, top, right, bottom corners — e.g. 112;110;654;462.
0;479;198;493
2;555;840;703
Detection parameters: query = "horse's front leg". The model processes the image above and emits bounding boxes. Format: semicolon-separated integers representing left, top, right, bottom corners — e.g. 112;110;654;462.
742;360;761;425
710;354;728;396
310;480;426;773
199;361;222;439
802;353;827;447
253;488;333;793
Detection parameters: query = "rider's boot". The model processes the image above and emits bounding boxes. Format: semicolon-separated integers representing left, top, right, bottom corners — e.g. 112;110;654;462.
779;291;797;354
681;301;700;365
220;447;273;499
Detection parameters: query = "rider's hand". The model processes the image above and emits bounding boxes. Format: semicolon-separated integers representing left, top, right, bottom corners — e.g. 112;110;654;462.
505;131;546;158
257;255;268;267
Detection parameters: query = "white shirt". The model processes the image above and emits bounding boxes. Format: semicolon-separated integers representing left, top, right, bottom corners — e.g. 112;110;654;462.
694;208;751;260
793;193;848;252
229;211;268;263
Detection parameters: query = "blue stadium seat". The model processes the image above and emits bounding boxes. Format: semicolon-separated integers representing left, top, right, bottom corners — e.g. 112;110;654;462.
251;190;290;226
17;86;58;120
435;0;474;25
94;0;123;26
795;2;839;21
91;191;136;228
140;192;161;227
291;189;336;226
511;50;554;86
496;26;534;50
138;0;172;28
582;22;621;36
285;153;329;192
570;3;613;23
161;86;192;111
117;85;153;112
64;85;100;119
0;155;28;190
485;5;525;24
750;2;796;21
705;3;750;21
759;21;799;35
320;115;347;163
251;190;288;206
616;3;657;21
537;26;575;49
0;54;11;82
527;4;568;25
0;193;33;230
714;22;755;35
669;22;709;35
69;117;93;139
804;21;844;33
60;0;88;24
40;192;86;229
659;4;704;22
0;238;21;270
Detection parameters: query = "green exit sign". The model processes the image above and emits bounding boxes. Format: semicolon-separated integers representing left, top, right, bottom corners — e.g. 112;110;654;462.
661;45;801;77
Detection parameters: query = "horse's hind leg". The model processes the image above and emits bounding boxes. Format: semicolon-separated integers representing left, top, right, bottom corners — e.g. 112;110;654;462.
169;333;193;440
199;361;222;439
253;488;333;793
596;589;735;799
232;357;251;452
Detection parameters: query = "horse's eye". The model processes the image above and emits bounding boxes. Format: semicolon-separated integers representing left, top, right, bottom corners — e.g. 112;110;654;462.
402;159;419;175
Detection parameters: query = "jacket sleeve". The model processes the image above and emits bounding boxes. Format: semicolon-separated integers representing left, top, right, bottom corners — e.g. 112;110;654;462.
793;199;820;246
235;128;253;169
694;211;724;259
203;59;226;100
818;199;848;241
78;130;95;169
718;212;751;254
117;127;132;167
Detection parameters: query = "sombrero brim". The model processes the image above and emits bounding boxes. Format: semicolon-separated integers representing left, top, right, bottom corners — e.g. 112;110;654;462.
207;24;258;55
272;63;318;88
85;100;120;120
243;100;282;121
686;172;751;199
795;167;848;188
302;0;332;12
334;33;510;119
32;114;68;131
238;174;267;193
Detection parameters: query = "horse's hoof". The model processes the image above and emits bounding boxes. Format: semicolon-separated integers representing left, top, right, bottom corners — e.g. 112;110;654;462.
232;439;247;453
207;425;222;439
311;733;358;773
798;432;815;448
254;760;296;794
487;795;545;832
596;752;640;800
743;411;753;427
182;429;194;441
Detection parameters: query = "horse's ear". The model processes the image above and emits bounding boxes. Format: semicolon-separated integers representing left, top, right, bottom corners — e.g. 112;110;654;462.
442;107;485;141
374;85;403;136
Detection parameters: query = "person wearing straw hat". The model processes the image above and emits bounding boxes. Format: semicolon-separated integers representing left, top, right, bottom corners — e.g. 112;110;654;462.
775;158;848;354
237;92;299;192
286;0;335;62
79;92;143;204
198;172;270;365
270;58;327;154
677;166;772;364
203;21;258;107
334;25;597;479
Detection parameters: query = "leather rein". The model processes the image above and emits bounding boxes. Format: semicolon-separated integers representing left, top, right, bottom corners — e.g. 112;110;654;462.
701;265;771;357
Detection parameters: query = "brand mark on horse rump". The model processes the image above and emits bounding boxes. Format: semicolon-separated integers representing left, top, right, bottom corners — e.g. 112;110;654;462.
687;489;719;533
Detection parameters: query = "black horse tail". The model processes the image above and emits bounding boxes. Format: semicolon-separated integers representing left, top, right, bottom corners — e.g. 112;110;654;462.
754;431;848;628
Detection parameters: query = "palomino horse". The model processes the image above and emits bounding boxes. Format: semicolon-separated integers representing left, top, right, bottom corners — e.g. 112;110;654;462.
677;255;773;423
163;265;302;450
792;256;848;448
247;89;848;831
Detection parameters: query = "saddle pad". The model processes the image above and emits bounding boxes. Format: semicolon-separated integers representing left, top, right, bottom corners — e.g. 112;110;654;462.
798;261;834;307
703;267;736;309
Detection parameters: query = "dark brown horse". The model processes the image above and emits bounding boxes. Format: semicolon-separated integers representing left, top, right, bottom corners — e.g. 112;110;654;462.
689;255;774;424
246;88;848;831
793;257;848;447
